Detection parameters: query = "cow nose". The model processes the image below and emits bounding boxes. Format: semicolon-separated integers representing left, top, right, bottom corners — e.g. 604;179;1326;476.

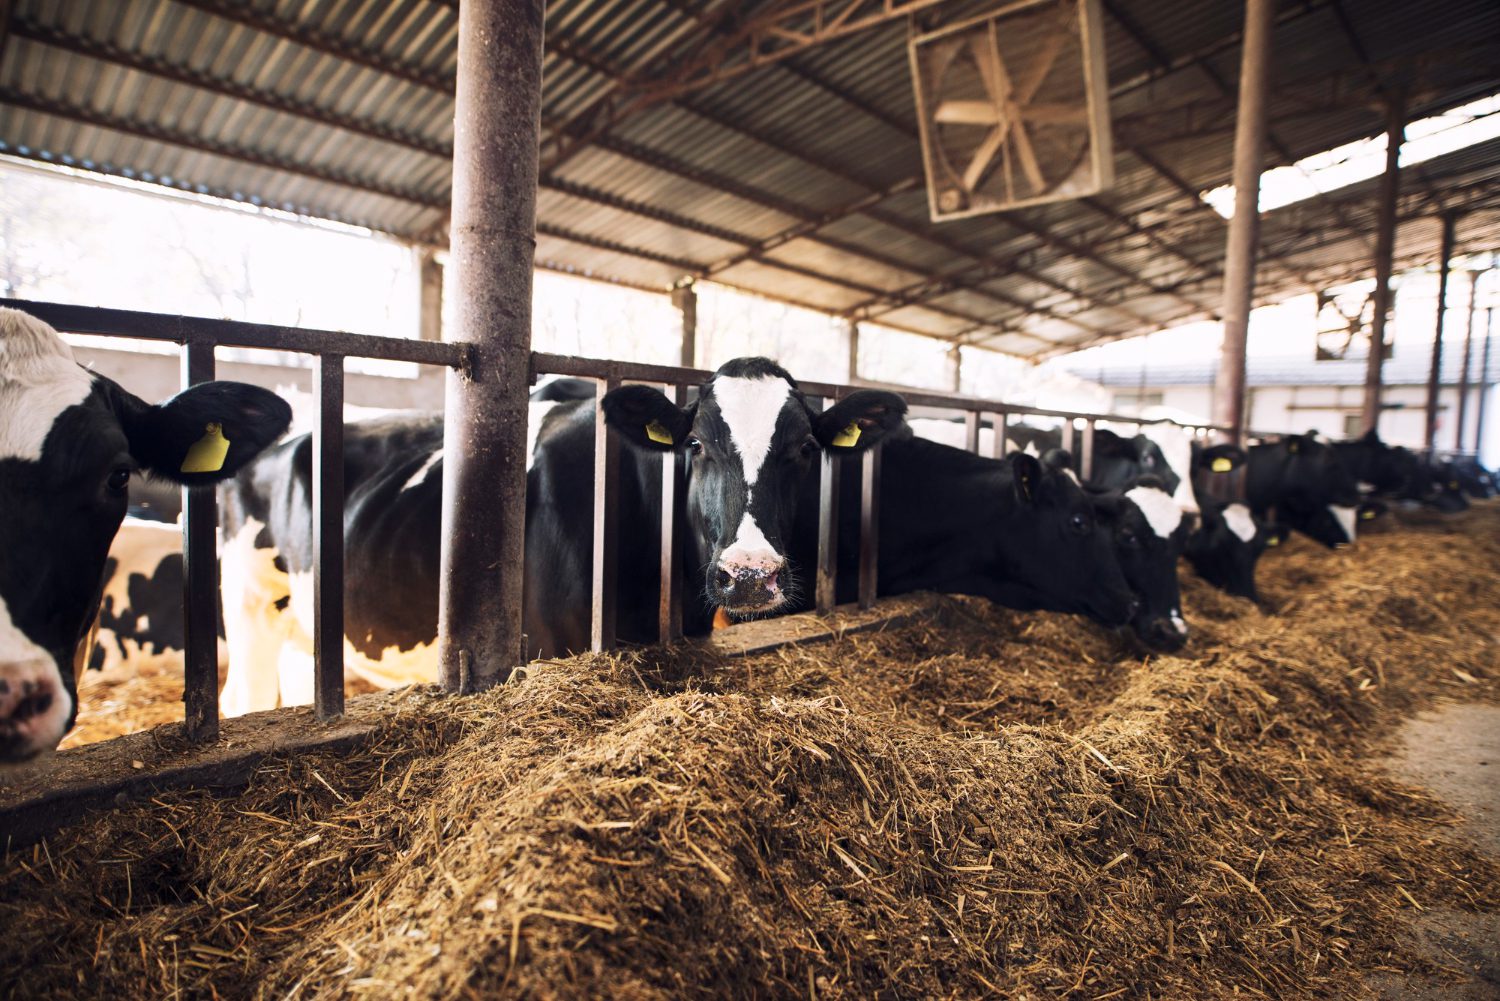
0;658;68;764
713;551;786;613
1143;616;1188;653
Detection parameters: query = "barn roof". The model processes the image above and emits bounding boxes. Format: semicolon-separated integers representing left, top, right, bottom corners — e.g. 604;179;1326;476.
1;0;1498;359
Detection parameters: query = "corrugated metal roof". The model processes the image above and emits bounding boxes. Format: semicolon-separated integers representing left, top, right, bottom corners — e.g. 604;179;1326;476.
0;0;1497;357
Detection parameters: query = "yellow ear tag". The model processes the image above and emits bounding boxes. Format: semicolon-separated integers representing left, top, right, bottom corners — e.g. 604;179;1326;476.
1361;509;1376;520
180;422;230;474
830;421;862;448
1266;535;1280;547
1211;456;1233;473
645;420;674;446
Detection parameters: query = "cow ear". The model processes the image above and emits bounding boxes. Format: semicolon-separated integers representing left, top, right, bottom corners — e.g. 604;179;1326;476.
600;384;693;452
814;390;907;452
1010;453;1041;504
121;382;292;485
1200;445;1245;474
1039;447;1073;474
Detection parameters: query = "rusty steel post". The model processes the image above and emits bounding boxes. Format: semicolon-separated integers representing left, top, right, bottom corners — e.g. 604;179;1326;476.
1360;95;1406;435
1079;420;1097;481
857;449;880;610
180;338;219;742
1455;271;1480;452
847;320;860;382
672;282;697;368
1476;307;1494;457
437;0;544;692
592;375;621;652
1424;214;1456;454
418;249;444;342
992;410;1010;458
1211;0;1275;445
963;409;980;453
312;354;345;720
658;383;687;643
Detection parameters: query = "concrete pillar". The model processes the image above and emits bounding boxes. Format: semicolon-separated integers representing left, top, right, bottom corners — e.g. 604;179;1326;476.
671;281;697;368
418;248;444;342
436;0;544;692
1360;96;1406;434
1475;306;1494;456
1211;0;1276;444
1455;270;1480;451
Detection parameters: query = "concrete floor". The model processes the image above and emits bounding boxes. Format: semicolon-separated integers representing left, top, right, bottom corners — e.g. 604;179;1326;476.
1373;702;1500;1000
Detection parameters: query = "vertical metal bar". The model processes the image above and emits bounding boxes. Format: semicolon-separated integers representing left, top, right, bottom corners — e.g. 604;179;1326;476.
857;448;880;610
963;409;980;453
1360;94;1406;434
658;383;686;643
672;283;697;368
418;249;444;342
1059;418;1076;457
592;376;621;651
313;354;345;720
1455;271;1480;452
1476;307;1494;458
816;396;841;616
437;0;543;693
1079;420;1097;481
993;410;1010;458
1424;214;1456;453
1212;0;1276;445
847;320;860;382
180;338;218;743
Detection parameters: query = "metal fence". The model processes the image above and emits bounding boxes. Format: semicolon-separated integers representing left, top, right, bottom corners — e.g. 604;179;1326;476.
9;299;1229;748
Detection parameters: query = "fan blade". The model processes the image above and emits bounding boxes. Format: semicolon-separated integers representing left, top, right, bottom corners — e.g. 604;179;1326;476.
1011;119;1047;194
934;100;1003;125
963;127;1008;193
1017;12;1073;105
1018;103;1088;125
971;25;1012;106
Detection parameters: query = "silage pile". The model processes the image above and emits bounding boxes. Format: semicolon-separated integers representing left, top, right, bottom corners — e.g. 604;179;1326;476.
3;507;1499;1000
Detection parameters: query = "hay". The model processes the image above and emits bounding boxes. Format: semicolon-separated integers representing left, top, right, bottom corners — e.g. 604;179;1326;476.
4;507;1500;1000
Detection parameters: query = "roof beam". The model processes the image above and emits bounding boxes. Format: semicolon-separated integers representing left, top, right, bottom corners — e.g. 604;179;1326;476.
9;17;452;159
168;0;455;94
0;87;447;208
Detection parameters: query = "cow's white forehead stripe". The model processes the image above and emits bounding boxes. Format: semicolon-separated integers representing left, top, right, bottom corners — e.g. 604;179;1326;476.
1330;504;1357;544
401;448;444;492
1223;503;1257;544
1125;485;1183;539
525;400;559;473
0;309;96;461
720;512;780;571
711;375;792;488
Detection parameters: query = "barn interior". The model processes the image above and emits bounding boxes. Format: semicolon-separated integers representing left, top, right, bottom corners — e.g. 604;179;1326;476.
2;1;1500;998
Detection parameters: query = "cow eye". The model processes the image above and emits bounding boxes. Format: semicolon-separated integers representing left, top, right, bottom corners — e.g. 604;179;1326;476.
1069;513;1090;535
800;437;818;458
1119;529;1138;546
687;436;703;455
107;468;131;494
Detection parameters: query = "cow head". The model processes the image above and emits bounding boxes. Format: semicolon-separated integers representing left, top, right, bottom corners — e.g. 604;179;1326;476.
603;358;905;616
0;308;291;763
1265;433;1362;547
986;452;1138;629
1090;480;1191;652
1185;501;1288;602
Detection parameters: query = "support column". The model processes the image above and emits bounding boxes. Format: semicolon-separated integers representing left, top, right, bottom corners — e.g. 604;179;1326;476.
948;344;962;393
1360;96;1406;434
846;319;860;382
1424;214;1456;453
418;248;444;342
1211;0;1276;444
1455;270;1480;451
436;0;544;693
671;281;697;368
1476;306;1494;457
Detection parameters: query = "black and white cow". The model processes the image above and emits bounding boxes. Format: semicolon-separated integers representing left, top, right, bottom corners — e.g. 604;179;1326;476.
1085;477;1192;651
784;433;1139;631
1182;443;1289;602
0;307;289;762
1246;433;1368;548
218;358;905;714
1334;431;1466;513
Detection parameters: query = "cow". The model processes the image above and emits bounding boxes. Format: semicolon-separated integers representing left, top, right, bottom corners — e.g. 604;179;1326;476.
1333;431;1466;513
218;357;905;715
782;433;1138;633
1085;477;1193;652
1246;433;1369;548
0;307;290;762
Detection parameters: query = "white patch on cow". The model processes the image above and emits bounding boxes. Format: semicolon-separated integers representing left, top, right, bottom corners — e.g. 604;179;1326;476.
218;518;294;717
1126;485;1183;539
1170;611;1187;636
0;594;73;759
283;571;438;697
1330;504;1357;545
1062;467;1080;485
526;400;560;472
1357;481;1376;495
712;375;792;489
1023;440;1041;458
100;518;182;615
0;308;95;461
1140;424;1198;514
720;511;781;574
401;448;444;492
1223;503;1257;544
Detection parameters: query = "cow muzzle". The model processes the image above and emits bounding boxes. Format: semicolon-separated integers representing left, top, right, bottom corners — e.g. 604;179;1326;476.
0;655;71;764
1138;613;1189;653
712;549;787;614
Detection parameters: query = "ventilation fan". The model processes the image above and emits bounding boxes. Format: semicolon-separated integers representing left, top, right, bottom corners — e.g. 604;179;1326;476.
909;0;1113;221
